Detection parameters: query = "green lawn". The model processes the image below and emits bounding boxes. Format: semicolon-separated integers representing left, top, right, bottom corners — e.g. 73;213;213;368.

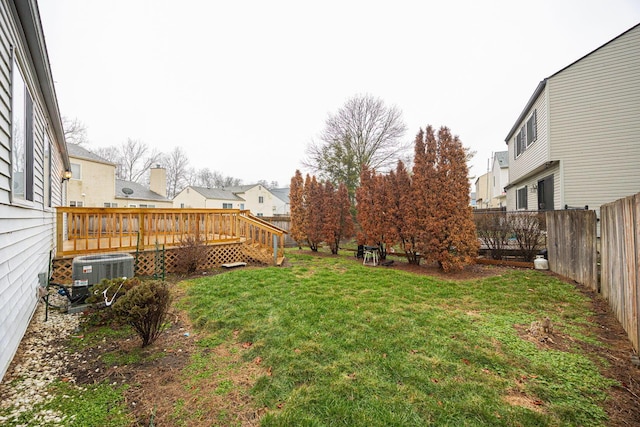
1;251;616;426
182;251;616;426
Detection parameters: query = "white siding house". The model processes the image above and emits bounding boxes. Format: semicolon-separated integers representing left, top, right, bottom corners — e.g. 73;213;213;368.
505;23;640;215
173;184;281;216
489;151;508;208
0;0;70;381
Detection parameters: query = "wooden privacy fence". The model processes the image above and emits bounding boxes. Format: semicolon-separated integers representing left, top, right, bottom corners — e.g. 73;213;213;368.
600;193;640;352
55;207;286;264
546;210;598;291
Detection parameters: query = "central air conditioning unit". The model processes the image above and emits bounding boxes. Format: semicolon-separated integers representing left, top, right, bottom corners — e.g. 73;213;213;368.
72;253;135;300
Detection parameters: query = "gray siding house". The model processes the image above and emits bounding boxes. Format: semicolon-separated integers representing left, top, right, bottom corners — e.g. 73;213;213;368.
0;0;70;381
505;23;640;214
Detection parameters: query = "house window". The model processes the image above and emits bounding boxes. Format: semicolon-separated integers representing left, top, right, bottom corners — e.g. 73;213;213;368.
514;110;537;159
44;133;52;208
516;186;528;210
139;204;155;208
526;110;537;145
70;200;84;207
11;58;34;202
257;213;263;217
258;196;264;203
180;203;185;208
104;202;118;207
71;163;81;179
222;203;233;209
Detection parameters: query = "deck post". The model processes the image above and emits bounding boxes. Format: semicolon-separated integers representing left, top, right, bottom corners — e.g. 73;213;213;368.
273;234;278;265
55;210;64;257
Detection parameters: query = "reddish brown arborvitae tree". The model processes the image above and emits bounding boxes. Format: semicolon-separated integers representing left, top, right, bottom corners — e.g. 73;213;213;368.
412;127;439;264
322;182;354;254
389;161;422;264
356;166;392;257
355;166;376;245
289;170;306;248
305;175;324;251
430;126;479;271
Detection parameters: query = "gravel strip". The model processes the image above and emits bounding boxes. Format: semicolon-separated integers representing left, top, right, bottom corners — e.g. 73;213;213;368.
0;298;81;426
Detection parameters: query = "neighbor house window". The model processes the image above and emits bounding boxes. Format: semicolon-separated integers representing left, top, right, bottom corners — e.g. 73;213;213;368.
71;163;81;179
11;58;34;202
526;110;537;145
516;186;528;210
514;110;538;159
104;202;118;207
69;200;84;207
258;196;264;203
222;203;233;209
139;204;155;208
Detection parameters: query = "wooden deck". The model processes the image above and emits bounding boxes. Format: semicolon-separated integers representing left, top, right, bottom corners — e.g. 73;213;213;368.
56;207;286;265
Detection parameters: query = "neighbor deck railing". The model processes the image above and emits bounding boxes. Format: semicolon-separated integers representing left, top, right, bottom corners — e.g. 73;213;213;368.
55;207;286;263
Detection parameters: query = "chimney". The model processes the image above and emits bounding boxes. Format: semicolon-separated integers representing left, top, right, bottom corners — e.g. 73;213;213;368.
150;165;167;198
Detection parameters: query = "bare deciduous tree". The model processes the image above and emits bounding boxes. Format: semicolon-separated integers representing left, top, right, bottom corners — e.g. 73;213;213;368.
187;167;242;189
305;94;409;200
118;138;162;183
62;116;89;145
164;147;190;198
93;146;120;164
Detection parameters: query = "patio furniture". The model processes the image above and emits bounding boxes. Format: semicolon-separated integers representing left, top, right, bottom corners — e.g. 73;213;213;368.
363;246;379;266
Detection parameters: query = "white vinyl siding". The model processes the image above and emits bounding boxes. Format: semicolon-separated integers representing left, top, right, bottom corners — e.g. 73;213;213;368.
506;164;561;212
508;93;549;184
0;0;67;381
548;25;640;215
0;9;12;206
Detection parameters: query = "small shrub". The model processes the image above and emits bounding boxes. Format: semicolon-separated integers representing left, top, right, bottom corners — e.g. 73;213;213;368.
176;234;206;273
511;212;546;261
85;277;140;325
475;212;510;260
112;280;172;347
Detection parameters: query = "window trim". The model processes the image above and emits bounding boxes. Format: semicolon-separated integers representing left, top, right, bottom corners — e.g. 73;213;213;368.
44;130;52;209
516;186;528;210
514;109;537;159
10;55;35;205
70;162;81;180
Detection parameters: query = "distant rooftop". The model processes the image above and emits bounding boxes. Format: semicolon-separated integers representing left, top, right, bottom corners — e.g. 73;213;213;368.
115;179;169;202
67;143;114;165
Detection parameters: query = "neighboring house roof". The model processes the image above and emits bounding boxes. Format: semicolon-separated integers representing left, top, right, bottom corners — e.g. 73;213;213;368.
67;143;114;165
270;188;290;204
494;151;509;168
115;179;169;202
505;22;640;142
223;184;260;193
189;186;245;201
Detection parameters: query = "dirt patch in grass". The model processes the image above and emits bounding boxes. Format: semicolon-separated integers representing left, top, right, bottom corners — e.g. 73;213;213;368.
65;272;270;426
503;389;546;413
510;272;640;426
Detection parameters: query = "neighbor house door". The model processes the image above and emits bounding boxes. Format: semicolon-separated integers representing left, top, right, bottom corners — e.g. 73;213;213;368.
537;175;554;211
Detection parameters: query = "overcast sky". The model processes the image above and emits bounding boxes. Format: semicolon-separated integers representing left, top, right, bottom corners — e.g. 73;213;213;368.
38;0;640;188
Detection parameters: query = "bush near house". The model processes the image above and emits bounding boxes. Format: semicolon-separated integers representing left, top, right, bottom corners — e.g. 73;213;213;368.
474;211;547;261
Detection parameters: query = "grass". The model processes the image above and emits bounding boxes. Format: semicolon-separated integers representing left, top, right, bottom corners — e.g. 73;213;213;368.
182;251;616;426
1;251;618;426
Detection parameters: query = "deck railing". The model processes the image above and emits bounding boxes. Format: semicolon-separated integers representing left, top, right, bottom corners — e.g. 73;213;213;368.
55;207;286;263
